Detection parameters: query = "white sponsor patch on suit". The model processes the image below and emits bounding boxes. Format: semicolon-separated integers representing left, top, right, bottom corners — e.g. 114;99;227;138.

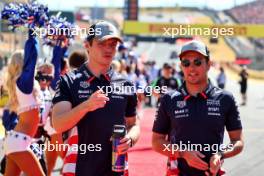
80;81;90;88
176;101;186;108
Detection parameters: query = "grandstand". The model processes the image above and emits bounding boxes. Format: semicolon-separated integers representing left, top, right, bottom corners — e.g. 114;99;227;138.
227;0;264;24
226;0;264;48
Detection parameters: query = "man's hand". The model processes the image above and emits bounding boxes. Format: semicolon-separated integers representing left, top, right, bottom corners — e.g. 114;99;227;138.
52;88;108;133
208;153;222;176
181;151;209;171
85;90;109;112
116;135;132;155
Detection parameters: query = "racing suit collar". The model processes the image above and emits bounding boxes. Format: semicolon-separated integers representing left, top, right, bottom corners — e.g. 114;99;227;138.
180;80;214;101
79;63;114;83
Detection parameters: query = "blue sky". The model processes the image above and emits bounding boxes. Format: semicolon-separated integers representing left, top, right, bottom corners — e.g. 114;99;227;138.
37;0;256;11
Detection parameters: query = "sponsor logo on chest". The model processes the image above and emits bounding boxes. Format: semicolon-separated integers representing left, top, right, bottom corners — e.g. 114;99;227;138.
207;100;221;117
174;108;189;119
207;99;220;106
174;101;189;119
176;101;186;108
80;81;90;89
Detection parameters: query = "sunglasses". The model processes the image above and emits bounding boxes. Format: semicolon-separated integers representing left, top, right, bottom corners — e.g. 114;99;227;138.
35;72;53;82
181;58;205;67
39;75;53;82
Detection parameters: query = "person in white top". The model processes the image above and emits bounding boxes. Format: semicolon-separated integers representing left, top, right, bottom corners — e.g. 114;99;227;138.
4;31;45;176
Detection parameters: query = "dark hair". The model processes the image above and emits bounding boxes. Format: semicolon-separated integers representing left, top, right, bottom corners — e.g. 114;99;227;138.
163;63;172;69
126;65;132;74
69;51;87;69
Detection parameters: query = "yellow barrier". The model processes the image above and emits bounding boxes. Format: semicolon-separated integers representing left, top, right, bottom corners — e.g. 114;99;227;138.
123;21;264;38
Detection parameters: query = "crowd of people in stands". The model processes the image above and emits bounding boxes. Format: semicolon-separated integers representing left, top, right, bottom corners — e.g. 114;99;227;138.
228;0;264;24
227;0;264;48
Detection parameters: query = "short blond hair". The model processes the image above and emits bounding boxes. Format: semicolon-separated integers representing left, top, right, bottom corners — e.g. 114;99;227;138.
37;62;54;76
